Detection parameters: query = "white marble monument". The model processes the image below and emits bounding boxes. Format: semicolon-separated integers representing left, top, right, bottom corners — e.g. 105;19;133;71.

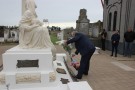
0;0;93;90
19;0;55;51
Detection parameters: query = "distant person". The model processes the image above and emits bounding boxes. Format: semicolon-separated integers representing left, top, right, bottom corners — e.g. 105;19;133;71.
111;30;120;57
101;29;107;51
65;31;95;79
124;28;135;57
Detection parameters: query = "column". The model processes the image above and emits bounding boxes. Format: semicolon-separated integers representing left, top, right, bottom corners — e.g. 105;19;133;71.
22;0;26;15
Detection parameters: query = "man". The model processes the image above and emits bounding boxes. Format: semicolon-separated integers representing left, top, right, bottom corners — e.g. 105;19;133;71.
101;29;107;51
65;31;95;79
111;30;120;57
124;28;135;57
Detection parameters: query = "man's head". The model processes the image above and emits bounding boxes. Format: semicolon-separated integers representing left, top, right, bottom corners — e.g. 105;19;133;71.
71;30;78;37
115;30;119;34
127;28;132;32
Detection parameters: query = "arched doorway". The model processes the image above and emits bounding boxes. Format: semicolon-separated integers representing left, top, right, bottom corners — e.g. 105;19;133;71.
108;12;112;31
113;11;117;31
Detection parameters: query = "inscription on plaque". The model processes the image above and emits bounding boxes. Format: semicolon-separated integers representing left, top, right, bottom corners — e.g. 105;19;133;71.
17;60;39;68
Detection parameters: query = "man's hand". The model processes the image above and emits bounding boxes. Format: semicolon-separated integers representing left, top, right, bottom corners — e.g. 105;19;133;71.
64;40;67;45
71;53;76;57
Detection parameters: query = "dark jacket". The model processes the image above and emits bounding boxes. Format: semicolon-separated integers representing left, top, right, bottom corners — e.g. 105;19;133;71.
124;31;135;42
67;33;95;56
111;33;120;44
101;31;107;39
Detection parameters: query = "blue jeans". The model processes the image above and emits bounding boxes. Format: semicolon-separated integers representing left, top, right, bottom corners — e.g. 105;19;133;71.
124;41;133;57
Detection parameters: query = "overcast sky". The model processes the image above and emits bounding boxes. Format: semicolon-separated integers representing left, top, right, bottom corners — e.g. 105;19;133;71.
0;0;103;29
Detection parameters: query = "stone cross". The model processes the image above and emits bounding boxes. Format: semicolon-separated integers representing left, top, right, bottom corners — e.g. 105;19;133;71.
22;0;26;15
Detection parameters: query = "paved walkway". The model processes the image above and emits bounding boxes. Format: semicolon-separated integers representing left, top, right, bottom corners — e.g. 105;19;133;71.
55;45;135;90
0;45;135;90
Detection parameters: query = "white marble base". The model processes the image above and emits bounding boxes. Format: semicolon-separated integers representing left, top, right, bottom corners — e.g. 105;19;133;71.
68;81;93;90
2;46;54;88
2;81;92;90
56;53;67;62
0;46;93;90
0;81;92;90
3;46;53;72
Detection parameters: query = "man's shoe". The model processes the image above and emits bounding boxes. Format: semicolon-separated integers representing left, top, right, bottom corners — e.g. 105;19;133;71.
110;54;113;56
123;55;127;57
83;73;88;75
74;75;82;79
128;55;131;58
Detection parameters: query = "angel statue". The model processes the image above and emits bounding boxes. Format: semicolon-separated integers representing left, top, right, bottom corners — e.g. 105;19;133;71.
19;0;56;59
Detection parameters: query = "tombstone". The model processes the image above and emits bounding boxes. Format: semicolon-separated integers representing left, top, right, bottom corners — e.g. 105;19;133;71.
76;9;90;35
92;26;99;38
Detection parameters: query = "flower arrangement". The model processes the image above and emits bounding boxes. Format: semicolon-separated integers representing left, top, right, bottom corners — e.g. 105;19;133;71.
55;40;72;54
55;40;80;70
62;44;72;55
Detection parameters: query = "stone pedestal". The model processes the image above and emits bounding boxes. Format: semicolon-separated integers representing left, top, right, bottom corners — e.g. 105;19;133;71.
2;46;54;88
3;46;53;72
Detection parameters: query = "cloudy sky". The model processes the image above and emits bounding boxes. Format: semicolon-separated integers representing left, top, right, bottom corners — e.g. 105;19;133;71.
0;0;103;29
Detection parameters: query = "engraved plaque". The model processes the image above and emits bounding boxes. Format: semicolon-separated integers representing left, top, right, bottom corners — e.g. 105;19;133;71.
17;60;39;68
16;73;41;84
56;68;66;74
57;63;62;66
60;78;69;84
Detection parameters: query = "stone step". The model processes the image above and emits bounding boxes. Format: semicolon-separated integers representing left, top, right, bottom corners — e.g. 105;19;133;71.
68;81;93;90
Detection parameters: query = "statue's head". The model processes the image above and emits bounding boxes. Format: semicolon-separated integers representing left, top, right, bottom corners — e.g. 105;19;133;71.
25;0;37;17
25;0;37;10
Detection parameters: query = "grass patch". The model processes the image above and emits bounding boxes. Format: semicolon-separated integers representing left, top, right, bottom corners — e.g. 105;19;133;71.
50;34;59;44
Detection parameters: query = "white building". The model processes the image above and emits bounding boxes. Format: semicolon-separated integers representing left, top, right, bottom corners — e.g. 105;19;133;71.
103;0;135;54
4;28;19;43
